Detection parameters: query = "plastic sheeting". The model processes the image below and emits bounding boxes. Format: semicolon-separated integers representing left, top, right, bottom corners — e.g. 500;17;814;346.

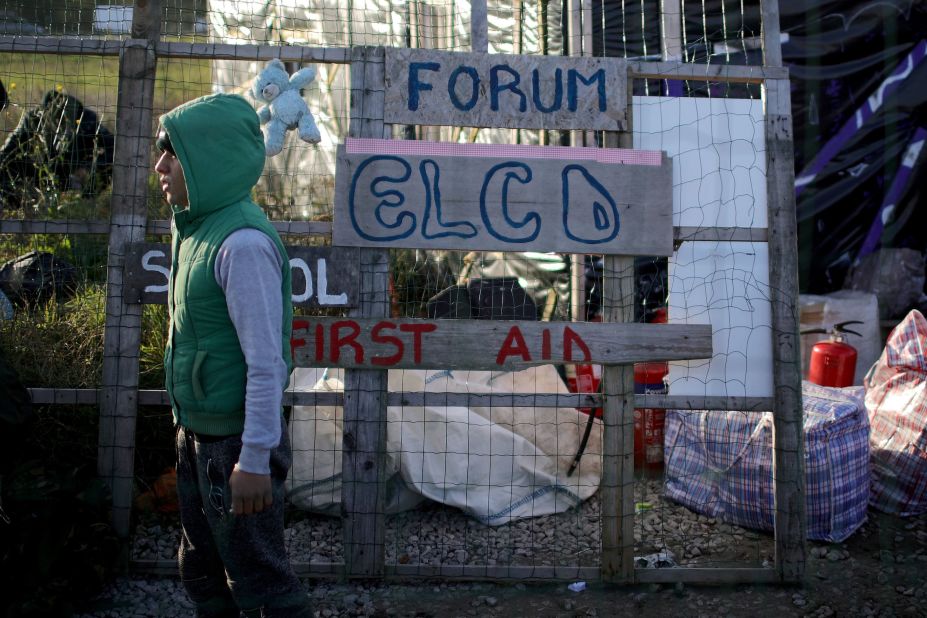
597;1;927;299
287;365;602;524
783;2;927;294
207;0;565;218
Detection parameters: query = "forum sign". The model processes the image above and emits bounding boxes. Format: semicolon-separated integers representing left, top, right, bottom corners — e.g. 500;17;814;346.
384;48;629;131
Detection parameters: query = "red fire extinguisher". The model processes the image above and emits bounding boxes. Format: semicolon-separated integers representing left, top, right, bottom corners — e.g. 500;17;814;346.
801;320;863;387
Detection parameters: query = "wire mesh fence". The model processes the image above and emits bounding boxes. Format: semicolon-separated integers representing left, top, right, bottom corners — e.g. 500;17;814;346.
0;0;805;585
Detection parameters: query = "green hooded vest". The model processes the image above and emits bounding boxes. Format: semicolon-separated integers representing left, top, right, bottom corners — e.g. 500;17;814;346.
161;93;293;436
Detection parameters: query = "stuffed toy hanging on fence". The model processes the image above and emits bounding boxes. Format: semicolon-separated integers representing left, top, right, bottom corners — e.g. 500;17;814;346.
251;59;321;156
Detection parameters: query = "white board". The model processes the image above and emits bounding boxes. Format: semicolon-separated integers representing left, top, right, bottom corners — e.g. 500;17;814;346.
634;96;772;398
634;96;767;229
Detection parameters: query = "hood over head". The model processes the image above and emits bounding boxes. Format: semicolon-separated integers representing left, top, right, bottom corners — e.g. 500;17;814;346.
158;93;265;219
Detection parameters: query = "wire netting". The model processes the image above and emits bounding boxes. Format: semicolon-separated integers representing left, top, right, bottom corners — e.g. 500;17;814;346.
0;0;806;582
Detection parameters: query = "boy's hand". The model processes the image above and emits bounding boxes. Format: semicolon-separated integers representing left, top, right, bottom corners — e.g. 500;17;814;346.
229;465;273;515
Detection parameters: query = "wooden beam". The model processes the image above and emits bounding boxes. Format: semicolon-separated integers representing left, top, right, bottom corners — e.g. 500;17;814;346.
27;388;774;413
764;75;806;584
0;220;763;244
761;0;784;68
660;0;683;62
0;36;123;55
388;564;600;580
98;5;160;540
598;70;638;584
471;0;488;53
630;60;787;83
131;559;342;578
341;45;390;579
0;39;786;84
131;558;778;585
599;285;636;584
641;394;774;412
0;219;112;234
292;319;712;370
635;567;779;584
0;36;352;63
674;226;768;243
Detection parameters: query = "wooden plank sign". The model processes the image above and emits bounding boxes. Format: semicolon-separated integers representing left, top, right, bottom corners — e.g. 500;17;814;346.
291;318;712;370
123;242;359;307
384;48;628;131
334;139;673;256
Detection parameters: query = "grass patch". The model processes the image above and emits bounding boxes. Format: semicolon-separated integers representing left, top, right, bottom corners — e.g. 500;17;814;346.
0;282;167;388
0;51;212;134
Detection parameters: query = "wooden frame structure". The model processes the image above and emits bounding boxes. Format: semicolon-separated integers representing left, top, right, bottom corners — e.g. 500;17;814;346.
2;0;803;585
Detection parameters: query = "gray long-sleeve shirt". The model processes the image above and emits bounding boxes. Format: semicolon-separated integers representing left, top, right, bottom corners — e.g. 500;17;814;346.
214;227;288;475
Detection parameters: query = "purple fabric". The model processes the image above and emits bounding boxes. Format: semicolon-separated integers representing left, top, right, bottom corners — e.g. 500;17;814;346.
856;127;927;262
795;39;926;198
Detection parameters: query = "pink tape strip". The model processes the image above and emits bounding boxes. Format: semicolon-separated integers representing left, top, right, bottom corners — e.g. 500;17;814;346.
345;138;662;166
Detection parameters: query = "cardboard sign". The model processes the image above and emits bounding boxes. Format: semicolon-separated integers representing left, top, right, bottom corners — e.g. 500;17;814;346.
334;139;672;255
123;242;359;307
385;48;628;131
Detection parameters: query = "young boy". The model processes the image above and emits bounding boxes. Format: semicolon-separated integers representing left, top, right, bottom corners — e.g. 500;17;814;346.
156;93;311;617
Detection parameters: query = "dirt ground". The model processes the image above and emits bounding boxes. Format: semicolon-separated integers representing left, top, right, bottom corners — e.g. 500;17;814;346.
307;508;927;618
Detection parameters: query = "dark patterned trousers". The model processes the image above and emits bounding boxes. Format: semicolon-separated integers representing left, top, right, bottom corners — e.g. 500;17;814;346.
175;417;312;618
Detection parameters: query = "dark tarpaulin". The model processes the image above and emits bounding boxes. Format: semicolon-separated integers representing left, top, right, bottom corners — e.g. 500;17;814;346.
781;0;927;293
590;1;927;296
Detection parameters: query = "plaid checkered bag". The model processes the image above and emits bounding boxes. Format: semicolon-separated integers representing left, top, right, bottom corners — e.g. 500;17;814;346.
664;382;870;541
864;309;927;516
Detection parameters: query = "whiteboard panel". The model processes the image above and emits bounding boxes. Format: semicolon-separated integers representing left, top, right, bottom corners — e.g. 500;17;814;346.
634;96;767;229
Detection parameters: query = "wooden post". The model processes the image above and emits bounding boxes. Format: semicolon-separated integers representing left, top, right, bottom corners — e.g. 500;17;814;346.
761;0;784;68
660;0;683;61
600;74;637;582
471;0;488;53
765;76;806;583
341;45;390;578
760;0;806;583
98;0;160;539
568;0;587;323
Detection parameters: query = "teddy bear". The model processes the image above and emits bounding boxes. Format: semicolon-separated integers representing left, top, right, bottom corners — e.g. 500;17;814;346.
250;58;322;156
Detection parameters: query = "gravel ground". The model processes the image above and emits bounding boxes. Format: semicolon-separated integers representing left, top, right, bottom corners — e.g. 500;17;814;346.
75;480;927;618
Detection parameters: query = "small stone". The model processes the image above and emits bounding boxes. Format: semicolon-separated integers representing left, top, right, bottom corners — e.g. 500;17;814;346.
484;596;498;607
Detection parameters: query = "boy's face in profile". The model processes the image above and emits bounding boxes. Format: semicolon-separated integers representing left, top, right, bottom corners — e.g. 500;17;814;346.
155;130;189;208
